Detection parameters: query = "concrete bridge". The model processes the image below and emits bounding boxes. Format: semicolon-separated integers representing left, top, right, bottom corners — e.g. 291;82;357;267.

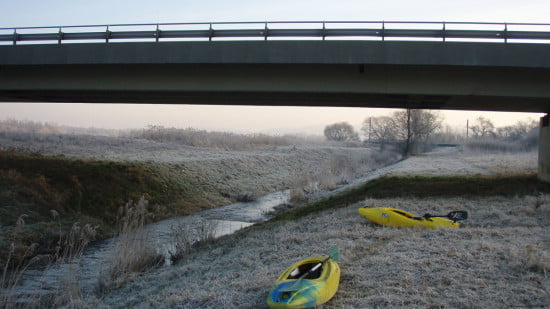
1;21;550;179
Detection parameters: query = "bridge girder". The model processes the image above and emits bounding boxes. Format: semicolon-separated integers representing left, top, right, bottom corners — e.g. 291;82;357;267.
1;41;550;112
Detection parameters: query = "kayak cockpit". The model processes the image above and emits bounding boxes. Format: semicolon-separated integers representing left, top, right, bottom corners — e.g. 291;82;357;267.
288;262;323;280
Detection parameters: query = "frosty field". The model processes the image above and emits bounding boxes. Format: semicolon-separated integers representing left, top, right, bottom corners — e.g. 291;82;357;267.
1;126;547;308
90;149;549;308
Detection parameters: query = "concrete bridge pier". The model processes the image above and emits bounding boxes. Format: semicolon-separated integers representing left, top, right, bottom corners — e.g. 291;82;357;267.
539;114;550;182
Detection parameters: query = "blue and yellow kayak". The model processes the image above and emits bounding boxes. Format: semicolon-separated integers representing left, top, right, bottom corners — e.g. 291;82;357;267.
358;207;460;228
267;256;340;308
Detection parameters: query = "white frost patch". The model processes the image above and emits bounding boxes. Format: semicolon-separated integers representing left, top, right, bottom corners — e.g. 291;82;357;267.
385;147;537;177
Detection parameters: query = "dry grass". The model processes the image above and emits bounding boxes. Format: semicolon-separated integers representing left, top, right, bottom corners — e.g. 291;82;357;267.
167;219;219;265
1;243;48;308
130;126;323;151
464;138;537;153
289;150;402;202
91;194;550;308
98;197;164;293
1;211;97;309
462;151;538;175
289;173;316;202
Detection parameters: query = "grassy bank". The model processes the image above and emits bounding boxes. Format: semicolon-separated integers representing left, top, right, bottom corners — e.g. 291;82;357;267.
274;174;550;221
0;143;392;268
93;174;550;308
0;150;208;265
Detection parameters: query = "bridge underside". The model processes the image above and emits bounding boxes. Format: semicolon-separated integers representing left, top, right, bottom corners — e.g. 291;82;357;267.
1;40;550;111
1;89;549;113
1;63;550;113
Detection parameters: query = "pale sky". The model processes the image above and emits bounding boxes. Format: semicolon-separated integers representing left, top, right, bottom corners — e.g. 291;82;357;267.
0;1;548;135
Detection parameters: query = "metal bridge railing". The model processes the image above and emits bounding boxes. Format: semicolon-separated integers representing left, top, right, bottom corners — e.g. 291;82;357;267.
1;21;550;45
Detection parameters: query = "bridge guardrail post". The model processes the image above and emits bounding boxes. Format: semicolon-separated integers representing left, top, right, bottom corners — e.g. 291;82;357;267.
442;22;446;42
12;29;17;45
504;23;508;43
156;24;160;43
105;25;110;43
382;21;385;41
58;27;63;45
264;22;268;41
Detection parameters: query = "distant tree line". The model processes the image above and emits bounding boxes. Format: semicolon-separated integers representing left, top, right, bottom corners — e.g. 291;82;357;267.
324;110;539;154
324;109;443;155
464;116;539;151
468;116;538;141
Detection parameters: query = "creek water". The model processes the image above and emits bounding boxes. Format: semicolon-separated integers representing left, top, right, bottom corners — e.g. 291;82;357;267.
9;189;291;302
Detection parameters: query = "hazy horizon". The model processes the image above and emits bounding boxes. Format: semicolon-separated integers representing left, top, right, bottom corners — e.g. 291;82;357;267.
0;102;543;136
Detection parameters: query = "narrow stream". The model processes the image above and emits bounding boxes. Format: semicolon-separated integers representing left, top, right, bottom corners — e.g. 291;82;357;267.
10;160;401;303
9;189;291;302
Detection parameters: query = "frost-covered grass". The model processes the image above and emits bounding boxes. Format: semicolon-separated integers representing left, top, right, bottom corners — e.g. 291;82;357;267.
462;151;538;175
0;134;392;268
130;126;326;151
2;121;547;308
92;194;550;308
384;147;538;177
89;149;550;309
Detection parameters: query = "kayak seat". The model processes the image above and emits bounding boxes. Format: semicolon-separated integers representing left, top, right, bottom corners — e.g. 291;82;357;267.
305;265;322;279
287;263;323;280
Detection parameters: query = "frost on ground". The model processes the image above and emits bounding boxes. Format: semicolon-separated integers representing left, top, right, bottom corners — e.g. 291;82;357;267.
94;195;550;308
0;131;401;209
385;147;538;177
92;149;550;308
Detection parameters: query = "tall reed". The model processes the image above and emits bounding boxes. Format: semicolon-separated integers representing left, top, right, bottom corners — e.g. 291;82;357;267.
98;196;163;292
1;211;97;308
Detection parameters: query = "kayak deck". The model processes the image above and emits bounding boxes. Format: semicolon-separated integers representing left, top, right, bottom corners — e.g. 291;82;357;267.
358;207;460;228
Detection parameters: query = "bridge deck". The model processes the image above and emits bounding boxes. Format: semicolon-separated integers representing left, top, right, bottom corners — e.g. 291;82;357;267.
1;23;550;113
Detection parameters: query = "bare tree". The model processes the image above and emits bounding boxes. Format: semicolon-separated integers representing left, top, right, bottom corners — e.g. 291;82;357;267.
324;122;359;142
496;119;538;141
470;116;495;138
361;116;397;142
362;109;442;154
393;109;443;154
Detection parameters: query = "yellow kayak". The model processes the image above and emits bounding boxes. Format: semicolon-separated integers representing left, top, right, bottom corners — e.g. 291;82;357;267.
267;255;340;308
358;207;461;228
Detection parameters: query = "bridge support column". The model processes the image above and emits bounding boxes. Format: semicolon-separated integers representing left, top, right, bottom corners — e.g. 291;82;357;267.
539;114;550;182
